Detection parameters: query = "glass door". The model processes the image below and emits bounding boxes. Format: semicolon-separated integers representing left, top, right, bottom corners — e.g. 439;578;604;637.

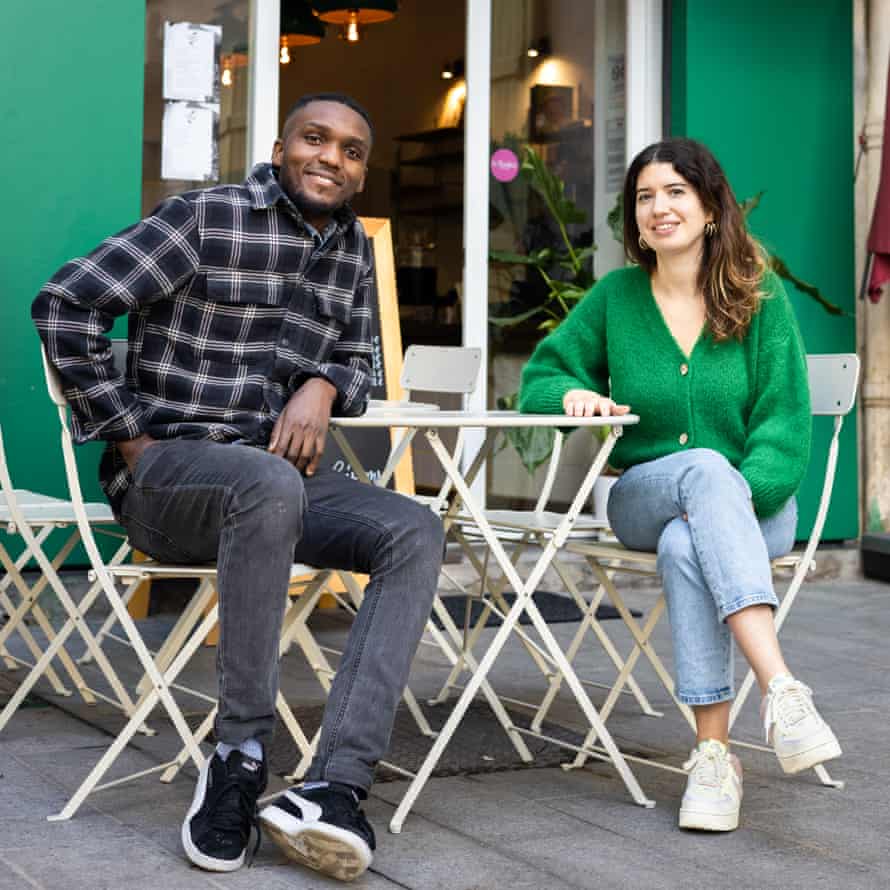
464;0;628;506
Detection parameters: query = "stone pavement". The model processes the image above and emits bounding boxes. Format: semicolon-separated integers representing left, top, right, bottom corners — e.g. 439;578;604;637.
0;570;888;890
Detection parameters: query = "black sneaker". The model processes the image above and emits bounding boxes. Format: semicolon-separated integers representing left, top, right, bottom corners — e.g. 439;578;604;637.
181;750;267;872
259;782;375;881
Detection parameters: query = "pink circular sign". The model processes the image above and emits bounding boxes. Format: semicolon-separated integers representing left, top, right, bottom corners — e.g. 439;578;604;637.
490;148;520;183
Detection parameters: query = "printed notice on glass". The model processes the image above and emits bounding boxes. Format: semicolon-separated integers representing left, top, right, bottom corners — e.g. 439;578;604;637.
605;52;626;194
161;101;219;181
163;21;220;102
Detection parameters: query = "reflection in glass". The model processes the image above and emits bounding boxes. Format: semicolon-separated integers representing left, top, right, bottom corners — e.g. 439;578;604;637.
143;0;249;214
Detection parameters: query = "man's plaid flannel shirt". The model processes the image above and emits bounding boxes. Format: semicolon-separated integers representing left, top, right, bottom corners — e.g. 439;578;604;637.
32;163;374;512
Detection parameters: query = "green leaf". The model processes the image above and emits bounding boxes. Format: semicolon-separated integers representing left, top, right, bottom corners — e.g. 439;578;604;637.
489;249;540;266
739;191;765;218
496;393;556;473
768;255;846;316
488;306;547;327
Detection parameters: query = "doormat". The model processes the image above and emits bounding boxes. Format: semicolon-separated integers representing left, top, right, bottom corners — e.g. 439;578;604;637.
265;699;596;782
434;591;642;629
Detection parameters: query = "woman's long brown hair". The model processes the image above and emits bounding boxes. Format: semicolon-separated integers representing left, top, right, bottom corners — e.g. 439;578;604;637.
623;138;767;341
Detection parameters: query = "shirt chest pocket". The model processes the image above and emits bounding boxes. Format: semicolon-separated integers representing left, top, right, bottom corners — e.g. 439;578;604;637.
290;285;354;365
187;273;286;365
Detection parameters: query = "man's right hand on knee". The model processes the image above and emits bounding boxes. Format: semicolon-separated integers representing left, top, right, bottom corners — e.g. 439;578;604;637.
117;434;160;474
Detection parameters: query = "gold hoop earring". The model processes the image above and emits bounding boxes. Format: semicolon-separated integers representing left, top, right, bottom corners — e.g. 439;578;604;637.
704;221;718;237
638;234;651;251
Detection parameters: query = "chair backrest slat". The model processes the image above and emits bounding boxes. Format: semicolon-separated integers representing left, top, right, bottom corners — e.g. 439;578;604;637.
111;338;128;373
807;354;859;417
400;345;482;396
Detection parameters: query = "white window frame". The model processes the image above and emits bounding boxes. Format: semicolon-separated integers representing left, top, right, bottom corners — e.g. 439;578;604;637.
246;0;280;172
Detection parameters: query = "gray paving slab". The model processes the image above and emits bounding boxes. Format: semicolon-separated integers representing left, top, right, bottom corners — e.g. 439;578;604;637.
1;571;888;890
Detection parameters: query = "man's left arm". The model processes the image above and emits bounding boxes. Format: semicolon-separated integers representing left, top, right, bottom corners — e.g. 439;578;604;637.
269;262;374;474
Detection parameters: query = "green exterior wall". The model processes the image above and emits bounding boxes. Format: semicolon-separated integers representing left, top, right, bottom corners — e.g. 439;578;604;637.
1;3;145;559
670;0;857;540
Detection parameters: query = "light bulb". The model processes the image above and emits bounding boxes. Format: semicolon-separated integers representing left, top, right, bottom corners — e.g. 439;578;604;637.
527;47;539;58
280;44;291;64
222;67;233;86
345;11;360;42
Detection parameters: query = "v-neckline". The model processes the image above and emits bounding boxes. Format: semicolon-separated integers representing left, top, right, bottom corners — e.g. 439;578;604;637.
643;275;706;361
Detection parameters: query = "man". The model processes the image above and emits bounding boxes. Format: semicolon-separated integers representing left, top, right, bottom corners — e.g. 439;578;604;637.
32;93;444;881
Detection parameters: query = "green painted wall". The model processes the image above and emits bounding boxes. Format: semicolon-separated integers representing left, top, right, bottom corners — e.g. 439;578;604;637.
1;2;145;560
671;0;857;540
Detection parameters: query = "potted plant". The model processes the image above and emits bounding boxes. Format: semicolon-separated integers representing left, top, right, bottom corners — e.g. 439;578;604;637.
489;146;844;497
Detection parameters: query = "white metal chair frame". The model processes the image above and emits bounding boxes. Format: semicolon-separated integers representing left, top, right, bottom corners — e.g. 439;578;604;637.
553;353;859;785
427;428;660;723
35;345;335;821
0;425;140;731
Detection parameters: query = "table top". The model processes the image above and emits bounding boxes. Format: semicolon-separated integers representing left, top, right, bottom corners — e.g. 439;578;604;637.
332;408;640;430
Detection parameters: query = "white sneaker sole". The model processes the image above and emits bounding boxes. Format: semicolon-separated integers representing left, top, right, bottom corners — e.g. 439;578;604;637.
679;805;739;832
777;733;842;774
181;758;245;873
260;805;372;882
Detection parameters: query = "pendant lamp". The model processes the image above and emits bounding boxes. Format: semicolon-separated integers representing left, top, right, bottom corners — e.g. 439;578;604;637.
280;0;326;64
311;2;398;43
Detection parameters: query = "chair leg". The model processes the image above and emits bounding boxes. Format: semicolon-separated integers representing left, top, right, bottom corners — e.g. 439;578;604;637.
0;531;84;697
47;603;218;821
0;541;143;731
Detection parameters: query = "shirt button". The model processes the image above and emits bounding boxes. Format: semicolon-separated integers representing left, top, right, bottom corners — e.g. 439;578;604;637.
281;337;290;347
680;363;689;375
679;433;689;445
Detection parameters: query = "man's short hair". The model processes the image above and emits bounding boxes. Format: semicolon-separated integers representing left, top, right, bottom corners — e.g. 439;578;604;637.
282;93;374;143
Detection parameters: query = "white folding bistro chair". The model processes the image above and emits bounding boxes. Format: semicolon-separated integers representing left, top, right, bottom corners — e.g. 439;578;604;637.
0;423;139;732
428;427;662;728
34;344;333;820
556;353;859;785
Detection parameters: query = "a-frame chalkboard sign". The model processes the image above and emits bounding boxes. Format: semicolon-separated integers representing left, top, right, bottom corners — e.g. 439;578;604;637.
315;217;414;495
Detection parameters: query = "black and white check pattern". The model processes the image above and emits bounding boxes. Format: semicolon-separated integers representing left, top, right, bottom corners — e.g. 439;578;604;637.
32;163;374;510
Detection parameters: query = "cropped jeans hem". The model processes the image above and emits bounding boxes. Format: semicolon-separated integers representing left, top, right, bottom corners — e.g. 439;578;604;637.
718;591;779;624
677;686;734;706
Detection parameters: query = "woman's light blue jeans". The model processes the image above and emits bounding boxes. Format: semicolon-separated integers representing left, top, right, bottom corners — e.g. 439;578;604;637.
606;448;797;706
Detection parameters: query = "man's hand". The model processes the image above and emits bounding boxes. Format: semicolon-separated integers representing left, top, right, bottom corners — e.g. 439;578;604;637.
268;378;337;475
117;434;160;474
562;389;631;418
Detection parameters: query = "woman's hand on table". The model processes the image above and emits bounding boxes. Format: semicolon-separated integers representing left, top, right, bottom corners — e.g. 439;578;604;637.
562;390;631;418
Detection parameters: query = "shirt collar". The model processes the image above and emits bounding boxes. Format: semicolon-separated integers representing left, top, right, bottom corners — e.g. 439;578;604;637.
245;163;357;234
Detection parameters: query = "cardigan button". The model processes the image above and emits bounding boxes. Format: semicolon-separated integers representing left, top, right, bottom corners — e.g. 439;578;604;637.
680;363;689;375
679;432;689;445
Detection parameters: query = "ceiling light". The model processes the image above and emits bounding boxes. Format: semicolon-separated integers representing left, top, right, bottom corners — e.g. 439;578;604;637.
312;2;398;43
527;37;551;59
280;0;326;64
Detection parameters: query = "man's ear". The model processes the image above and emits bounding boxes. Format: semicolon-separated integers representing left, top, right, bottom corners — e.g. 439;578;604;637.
271;139;284;165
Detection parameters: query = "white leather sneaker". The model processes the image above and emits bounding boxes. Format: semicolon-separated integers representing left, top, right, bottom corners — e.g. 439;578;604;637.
679;739;743;832
762;674;841;774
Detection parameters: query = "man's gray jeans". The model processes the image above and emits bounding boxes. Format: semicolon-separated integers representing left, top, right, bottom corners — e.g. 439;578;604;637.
118;439;445;792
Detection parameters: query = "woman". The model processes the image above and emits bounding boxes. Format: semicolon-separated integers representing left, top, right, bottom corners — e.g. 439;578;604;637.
519;138;841;832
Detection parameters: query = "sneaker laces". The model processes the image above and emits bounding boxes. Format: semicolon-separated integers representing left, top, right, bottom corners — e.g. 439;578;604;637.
208;775;262;865
683;742;729;788
763;679;815;743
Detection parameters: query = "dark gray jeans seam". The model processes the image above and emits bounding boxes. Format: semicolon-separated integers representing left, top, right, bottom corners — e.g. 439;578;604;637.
305;503;394;778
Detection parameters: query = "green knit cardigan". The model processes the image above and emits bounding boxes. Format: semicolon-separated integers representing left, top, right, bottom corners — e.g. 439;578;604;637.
519;265;811;518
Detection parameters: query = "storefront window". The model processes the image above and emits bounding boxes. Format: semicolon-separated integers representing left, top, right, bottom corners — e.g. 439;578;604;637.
142;0;249;214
